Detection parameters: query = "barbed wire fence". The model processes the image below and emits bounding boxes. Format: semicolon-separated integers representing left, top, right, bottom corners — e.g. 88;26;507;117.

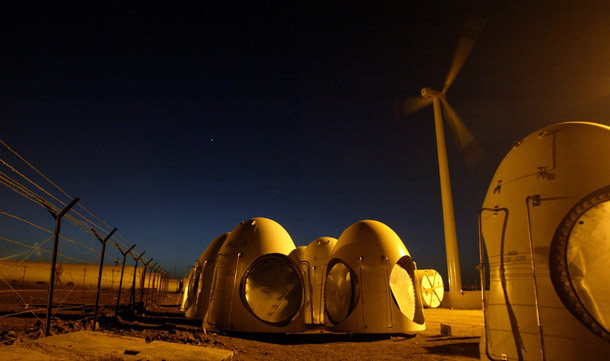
0;138;171;337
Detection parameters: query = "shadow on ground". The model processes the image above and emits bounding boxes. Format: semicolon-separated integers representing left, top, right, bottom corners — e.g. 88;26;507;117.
424;339;480;359
225;331;416;345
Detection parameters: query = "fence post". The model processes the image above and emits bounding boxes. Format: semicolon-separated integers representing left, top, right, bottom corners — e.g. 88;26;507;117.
156;267;163;304
164;272;169;297
129;251;145;315
162;271;165;299
140;258;153;308
92;228;117;331
165;272;169;296
162;271;167;300
147;262;157;306
44;197;79;337
113;243;135;317
147;265;154;306
159;268;166;302
151;265;160;305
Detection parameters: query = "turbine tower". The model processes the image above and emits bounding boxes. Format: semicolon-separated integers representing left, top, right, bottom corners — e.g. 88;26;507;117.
400;16;486;293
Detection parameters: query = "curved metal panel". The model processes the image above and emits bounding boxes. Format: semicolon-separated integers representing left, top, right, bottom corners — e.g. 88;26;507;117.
325;261;358;325
390;263;415;319
242;254;303;325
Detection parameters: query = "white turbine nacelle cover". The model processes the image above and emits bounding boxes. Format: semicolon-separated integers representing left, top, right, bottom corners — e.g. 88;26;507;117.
421;87;435;98
294;246;307;260
207;217;306;333
324;220;425;333
303;237;338;325
417;269;444;308
480;122;610;360
179;271;192;312
183;232;230;323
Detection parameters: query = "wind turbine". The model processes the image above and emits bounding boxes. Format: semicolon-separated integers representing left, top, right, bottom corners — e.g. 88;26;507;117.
400;16;486;293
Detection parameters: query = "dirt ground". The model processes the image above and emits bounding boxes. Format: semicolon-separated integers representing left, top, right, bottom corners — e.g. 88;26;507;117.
0;286;484;360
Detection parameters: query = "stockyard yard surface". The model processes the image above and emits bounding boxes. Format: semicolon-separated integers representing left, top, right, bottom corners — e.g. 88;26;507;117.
0;289;483;360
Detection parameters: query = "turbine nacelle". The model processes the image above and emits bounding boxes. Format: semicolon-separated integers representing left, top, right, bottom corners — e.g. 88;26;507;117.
420;87;443;99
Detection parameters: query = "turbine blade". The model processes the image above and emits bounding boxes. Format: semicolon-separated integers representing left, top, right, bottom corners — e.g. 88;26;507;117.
397;96;433;118
440;98;485;167
442;16;487;94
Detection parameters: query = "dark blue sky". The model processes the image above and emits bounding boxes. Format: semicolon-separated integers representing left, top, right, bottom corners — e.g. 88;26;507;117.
3;1;610;284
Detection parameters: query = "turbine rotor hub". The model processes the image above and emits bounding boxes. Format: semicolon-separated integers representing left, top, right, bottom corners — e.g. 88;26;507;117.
420;87;442;98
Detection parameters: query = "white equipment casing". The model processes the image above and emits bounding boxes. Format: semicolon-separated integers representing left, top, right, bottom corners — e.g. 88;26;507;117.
480;122;610;360
417;269;444;308
182;233;230;322
324;220;425;333
303;237;337;324
207;217;306;333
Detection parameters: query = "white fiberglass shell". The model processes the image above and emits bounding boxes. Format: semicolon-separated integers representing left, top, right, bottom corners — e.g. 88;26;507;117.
206;217;305;333
183;233;229;322
302;237;337;324
324;220;425;334
480;122;610;361
180;266;196;312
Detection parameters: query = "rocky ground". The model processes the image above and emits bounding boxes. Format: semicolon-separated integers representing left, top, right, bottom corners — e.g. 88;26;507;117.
0;288;484;360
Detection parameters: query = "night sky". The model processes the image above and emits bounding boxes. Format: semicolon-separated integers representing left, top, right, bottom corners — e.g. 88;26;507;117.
2;1;610;284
